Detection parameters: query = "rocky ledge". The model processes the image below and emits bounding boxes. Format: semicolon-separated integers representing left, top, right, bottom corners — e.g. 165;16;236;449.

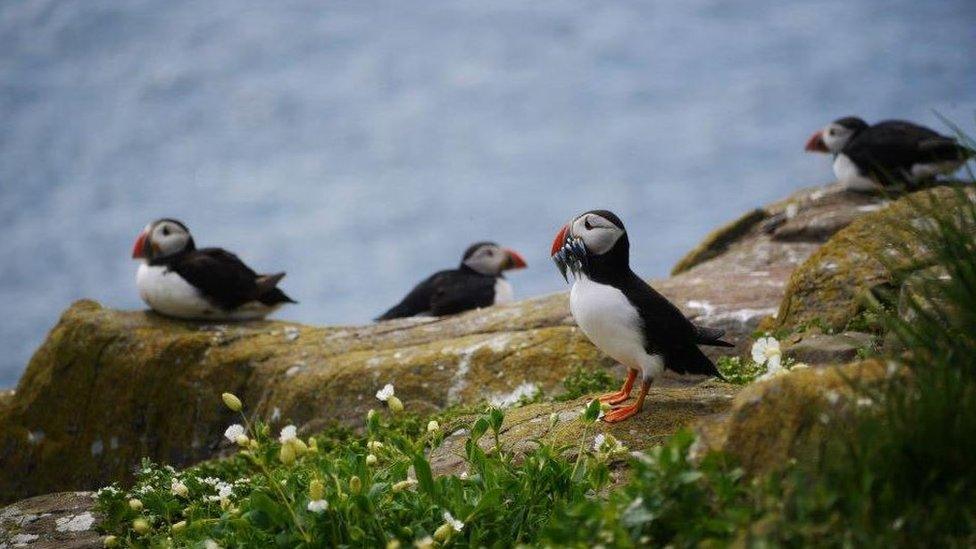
0;181;904;507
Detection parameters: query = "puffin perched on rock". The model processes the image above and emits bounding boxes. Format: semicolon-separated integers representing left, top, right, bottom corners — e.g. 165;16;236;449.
805;116;973;190
551;210;730;423
131;218;295;320
377;242;527;320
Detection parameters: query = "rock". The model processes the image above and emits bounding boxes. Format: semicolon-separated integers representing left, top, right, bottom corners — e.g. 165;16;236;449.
429;376;738;477
0;492;102;548
782;331;875;365
693;360;887;475
0;181;904;503
775;186;975;333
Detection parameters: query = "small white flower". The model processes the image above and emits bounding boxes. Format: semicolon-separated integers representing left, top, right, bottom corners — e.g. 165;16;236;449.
224;424;245;443
415;536;435;549
443;511;464;532
279;425;297;444
376;383;395;402
170;479;189;498
825;390;841;405
856;397;873;408
459;471;469;480
751;336;782;366
307;499;329;513
593;433;606;452
217;482;233;499
205;540;222;549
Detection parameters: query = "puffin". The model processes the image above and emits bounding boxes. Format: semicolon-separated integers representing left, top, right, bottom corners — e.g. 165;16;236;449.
805;116;973;190
376;242;527;320
550;210;731;423
131;218;296;320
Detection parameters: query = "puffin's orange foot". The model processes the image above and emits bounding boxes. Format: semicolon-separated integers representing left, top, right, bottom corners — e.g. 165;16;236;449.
598;391;631;405
602;404;641;423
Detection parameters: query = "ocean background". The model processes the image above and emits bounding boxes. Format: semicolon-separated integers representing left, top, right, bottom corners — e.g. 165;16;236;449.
1;0;974;387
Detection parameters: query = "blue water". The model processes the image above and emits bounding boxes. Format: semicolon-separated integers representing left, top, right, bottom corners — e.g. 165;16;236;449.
1;0;974;387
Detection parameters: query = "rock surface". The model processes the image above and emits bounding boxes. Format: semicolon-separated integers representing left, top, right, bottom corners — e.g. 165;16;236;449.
775;186;975;333
0;181;895;503
694;360;888;475
0;492;101;548
430;376;738;476
782;331;875;365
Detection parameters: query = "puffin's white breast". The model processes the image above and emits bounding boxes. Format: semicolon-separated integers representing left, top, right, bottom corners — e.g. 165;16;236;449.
833;154;879;191
136;263;278;320
570;275;648;371
493;277;514;305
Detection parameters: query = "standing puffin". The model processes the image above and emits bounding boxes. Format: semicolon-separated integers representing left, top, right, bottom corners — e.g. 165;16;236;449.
376;242;527;320
131;218;295;320
805;116;973;190
551;210;730;423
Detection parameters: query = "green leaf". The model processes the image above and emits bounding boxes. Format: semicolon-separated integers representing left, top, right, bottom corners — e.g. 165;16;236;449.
413;453;436;497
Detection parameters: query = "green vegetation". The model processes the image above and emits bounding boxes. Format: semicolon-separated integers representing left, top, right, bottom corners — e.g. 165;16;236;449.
98;184;976;547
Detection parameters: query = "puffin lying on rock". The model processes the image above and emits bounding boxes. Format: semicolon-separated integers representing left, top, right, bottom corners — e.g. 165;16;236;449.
805;116;974;191
551;210;730;423
131;218;295;320
376;241;527;320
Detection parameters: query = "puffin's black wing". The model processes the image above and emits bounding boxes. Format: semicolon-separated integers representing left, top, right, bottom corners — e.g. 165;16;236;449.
171;248;289;310
845;121;969;182
429;272;497;316
376;270;449;320
618;272;724;378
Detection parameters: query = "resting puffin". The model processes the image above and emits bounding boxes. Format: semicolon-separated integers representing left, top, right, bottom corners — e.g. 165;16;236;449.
551;210;731;423
131;218;295;320
376;242;527;320
805;116;973;190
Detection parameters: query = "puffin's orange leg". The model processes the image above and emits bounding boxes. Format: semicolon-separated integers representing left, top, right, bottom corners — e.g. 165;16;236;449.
598;369;638;405
602;380;651;423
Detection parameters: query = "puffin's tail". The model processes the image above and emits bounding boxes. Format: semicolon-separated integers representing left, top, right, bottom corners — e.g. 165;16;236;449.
257;272;297;305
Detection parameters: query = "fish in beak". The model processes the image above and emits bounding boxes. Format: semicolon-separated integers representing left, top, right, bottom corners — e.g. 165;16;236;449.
503;249;527;271
805;130;829;153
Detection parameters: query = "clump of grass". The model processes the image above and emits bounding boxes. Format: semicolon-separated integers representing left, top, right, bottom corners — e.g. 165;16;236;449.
554;365;619;401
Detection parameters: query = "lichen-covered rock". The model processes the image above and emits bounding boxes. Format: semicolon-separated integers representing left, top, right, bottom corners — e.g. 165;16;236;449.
0;299;606;504
775;186;975;333
693;360;887;475
782;331;875;365
430;377;738;477
0;491;101;548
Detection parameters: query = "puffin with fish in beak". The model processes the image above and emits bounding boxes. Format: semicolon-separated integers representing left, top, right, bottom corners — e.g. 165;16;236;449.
551;210;730;423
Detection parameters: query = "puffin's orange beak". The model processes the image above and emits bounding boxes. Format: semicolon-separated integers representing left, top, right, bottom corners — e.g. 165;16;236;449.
132;230;148;259
805;131;829;153
550;224;569;257
550;224;570;282
503;249;527;270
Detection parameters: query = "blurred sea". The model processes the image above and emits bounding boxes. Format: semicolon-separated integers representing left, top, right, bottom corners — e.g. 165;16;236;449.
1;0;974;386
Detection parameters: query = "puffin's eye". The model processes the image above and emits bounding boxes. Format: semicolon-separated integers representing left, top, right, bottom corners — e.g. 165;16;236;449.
584;218;593;230
162;227;171;236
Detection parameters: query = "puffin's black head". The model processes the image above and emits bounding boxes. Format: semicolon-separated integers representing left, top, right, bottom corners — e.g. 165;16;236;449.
550;209;629;282
131;218;195;262
805;116;869;154
460;241;527;276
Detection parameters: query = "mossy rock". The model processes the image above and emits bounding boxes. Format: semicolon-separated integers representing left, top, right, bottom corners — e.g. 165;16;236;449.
774;186;975;334
0;298;604;504
430;378;738;476
694;360;887;475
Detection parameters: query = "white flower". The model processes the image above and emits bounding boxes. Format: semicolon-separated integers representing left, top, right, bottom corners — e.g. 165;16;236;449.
751;336;782;371
443;511;464;532
205;540;222;549
279;425;297;444
217;482;233;499
593;433;606;452
415;536;435;549
224;424;245;443
376;383;395;402
825;390;841;405
170;479;189;498
307;499;329;513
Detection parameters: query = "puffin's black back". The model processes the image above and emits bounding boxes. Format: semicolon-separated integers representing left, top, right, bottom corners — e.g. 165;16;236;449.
376;267;497;320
